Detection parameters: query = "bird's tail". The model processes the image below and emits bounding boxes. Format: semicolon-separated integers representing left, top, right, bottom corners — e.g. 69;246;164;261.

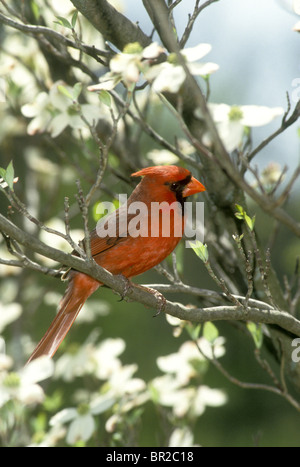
27;272;99;363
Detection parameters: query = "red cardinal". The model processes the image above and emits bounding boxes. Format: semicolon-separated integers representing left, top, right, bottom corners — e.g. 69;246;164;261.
27;165;205;362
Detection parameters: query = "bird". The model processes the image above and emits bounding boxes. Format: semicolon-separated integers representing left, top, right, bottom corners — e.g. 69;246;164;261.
27;165;205;362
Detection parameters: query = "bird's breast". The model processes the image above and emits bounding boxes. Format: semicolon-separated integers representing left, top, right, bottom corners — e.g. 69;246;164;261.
95;200;185;278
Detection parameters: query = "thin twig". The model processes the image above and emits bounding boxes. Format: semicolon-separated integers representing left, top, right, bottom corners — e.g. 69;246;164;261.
0;11;110;61
180;0;220;48
195;337;300;412
247;100;300;161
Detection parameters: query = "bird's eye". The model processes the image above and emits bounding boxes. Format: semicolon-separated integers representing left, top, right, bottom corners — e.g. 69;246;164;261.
171;182;179;190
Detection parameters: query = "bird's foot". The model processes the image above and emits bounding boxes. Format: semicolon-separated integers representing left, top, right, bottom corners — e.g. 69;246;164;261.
116;274;133;301
140;286;167;316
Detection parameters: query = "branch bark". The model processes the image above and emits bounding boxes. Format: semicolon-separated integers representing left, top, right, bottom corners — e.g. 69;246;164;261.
70;0;152;50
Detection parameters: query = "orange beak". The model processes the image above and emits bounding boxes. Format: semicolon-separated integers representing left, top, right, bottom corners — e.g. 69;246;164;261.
182;176;206;198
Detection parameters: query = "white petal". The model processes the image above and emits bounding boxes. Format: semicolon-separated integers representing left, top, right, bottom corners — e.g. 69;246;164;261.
27;113;52;135
216;120;244;152
157;353;182;373
105;413;120;433
20;356;54;385
0;354;13;371
67;414;95;444
165;314;182;327
182;43;212;62
241;105;284;127
207;103;231;122
152;64;185;93
169;427;195;447
198;336;226;359
99;337;126;357
68;113;85;129
90;395;115;414
0;302;22;333
173;388;195;417
144;63;163;81
180;340;204;360
293;20;300;30
49;82;71;110
110;53;132;74
142;42;165;59
21;103;37;118
48;113;69;138
277;0;300;14
188;62;219;76
21;92;49;117
18;383;45;405
123;377;146;393
123;61;140;84
50;408;77;426
196;385;227;407
147;149;179;165
88;80;116;91
294;0;300;14
0;387;10;408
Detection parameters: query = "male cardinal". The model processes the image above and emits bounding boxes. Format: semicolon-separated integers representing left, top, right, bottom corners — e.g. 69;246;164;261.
27;165;205;362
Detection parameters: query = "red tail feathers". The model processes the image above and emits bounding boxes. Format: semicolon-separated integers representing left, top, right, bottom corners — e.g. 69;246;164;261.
27;273;99;363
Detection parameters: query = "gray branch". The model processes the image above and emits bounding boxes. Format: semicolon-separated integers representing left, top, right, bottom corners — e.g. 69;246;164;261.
1;212;300;337
70;0;152;50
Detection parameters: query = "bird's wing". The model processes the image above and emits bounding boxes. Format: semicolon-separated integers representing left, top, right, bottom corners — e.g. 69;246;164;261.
88;206;136;259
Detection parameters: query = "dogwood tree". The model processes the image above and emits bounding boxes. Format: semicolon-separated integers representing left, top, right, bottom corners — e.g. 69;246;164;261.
0;0;300;447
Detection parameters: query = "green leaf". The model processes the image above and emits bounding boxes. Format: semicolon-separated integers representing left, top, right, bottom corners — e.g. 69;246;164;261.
98;89;112;107
30;0;40;21
185;323;201;341
0;167;6;180
71;10;78;28
72;82;82;100
203;322;219;342
54;16;72;29
0;161;15;191
5;161;14;190
247;322;263;349
235;203;244;215
190;240;209;263
245;213;256;231
57;84;73;100
234;204;256;231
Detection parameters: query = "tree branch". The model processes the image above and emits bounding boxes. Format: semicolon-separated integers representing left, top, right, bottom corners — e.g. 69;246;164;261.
0;11;110;63
70;0;152;50
1;212;300;337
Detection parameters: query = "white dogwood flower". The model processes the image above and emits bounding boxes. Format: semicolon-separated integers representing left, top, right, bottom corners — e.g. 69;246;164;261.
22;81;102;138
88;42;165;92
0;356;54;407
145;43;219;93
50;396;115;445
196;103;284;152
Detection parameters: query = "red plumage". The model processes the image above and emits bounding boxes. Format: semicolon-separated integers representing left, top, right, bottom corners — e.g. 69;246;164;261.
27;165;205;362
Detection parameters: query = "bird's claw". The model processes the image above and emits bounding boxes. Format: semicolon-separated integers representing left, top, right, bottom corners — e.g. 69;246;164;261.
153;290;167;316
116;279;166;315
139;287;166;316
116;274;132;301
